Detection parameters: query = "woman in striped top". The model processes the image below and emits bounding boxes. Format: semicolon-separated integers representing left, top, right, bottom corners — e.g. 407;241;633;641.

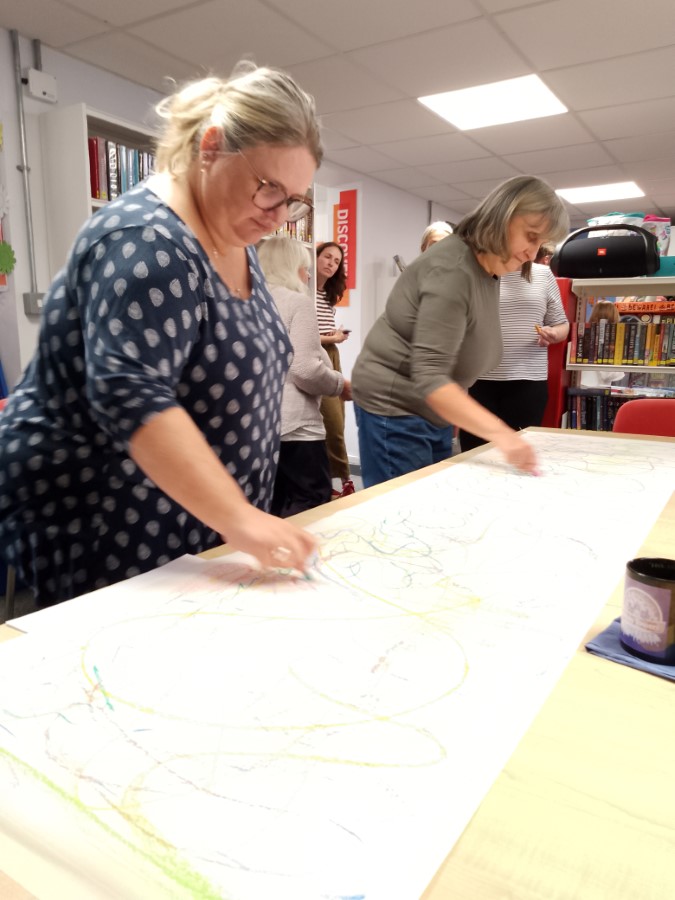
315;241;355;497
459;259;569;452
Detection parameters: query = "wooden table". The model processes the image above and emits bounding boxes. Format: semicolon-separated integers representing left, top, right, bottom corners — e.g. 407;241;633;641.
2;429;674;899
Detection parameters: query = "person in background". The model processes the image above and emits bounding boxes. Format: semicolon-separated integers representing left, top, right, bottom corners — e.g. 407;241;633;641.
535;241;555;265
420;220;453;253
458;260;570;453
579;300;626;388
315;241;355;498
0;62;322;607
351;175;570;488
258;236;351;517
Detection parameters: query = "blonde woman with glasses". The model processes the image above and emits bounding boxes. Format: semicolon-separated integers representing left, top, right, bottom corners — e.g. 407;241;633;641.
0;62;321;607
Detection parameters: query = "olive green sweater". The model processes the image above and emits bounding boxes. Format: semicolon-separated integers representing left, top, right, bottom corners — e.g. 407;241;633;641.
352;235;502;427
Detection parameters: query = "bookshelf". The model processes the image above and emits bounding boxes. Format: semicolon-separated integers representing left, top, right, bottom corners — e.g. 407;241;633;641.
566;276;675;430
39;103;156;279
570;276;675;299
568;276;675;371
566;347;660;373
39;102;315;285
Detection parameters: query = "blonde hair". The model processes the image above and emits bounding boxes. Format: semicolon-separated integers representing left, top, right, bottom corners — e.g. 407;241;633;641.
258;236;312;294
455;175;569;258
154;61;323;176
589;300;620;325
421;221;453;252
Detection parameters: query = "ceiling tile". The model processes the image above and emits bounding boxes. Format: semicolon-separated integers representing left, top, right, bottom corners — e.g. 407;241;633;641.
497;0;675;69
407;184;474;205
419;157;520;184
319;128;359;152
323;146;403;173
625;158;675;181
546;47;675;111
437;196;483;214
503;142;614;176
603;131;675;163
0;0;107;47
3;0;675;225
129;0;333;71
579;98;675;141
478;0;541;10
60;0;190;28
537;164;627;190
264;0;480;52
66;33;196;92
456;177;528;199
367;168;444;190
467;114;595;155
285;56;404;115
322;100;453;145
347;18;529;97
370;133;491;167
573;197;653;216
637;176;675;194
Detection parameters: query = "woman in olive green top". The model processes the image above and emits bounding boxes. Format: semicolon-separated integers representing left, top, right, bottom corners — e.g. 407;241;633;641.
352;175;569;487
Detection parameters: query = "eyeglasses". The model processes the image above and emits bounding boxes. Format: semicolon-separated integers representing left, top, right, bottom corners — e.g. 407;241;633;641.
238;152;313;223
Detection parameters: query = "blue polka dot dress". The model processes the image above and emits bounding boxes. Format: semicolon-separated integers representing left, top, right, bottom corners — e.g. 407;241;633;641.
0;184;292;606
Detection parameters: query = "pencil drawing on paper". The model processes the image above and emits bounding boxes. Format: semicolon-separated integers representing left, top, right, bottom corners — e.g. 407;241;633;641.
0;432;674;899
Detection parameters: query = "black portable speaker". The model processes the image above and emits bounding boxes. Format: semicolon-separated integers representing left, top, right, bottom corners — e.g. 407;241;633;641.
550;224;660;278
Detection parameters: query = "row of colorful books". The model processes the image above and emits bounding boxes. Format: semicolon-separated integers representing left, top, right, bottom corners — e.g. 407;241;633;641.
569;318;675;366
88;136;156;203
567;386;675;431
273;215;314;245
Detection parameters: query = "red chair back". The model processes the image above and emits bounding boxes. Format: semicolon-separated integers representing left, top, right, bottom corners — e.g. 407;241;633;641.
612;398;675;437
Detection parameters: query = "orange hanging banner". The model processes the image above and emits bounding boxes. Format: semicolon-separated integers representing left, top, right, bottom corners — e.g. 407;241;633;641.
332;188;357;307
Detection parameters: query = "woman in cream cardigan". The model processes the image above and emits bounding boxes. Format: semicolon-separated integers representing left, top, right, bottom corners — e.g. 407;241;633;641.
259;236;352;517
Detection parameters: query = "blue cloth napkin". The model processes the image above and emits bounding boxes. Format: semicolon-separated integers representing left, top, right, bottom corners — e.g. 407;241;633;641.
585;618;675;682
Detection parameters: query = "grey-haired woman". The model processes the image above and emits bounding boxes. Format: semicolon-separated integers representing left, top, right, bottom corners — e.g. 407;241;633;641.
352;175;570;487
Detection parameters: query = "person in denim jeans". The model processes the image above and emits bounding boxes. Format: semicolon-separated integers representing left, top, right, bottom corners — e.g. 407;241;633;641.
351;176;569;488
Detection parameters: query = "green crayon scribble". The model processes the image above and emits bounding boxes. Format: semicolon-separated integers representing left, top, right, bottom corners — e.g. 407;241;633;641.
0;747;226;898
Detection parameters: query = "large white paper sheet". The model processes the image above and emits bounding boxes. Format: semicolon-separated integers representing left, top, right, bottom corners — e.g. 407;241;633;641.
0;432;674;899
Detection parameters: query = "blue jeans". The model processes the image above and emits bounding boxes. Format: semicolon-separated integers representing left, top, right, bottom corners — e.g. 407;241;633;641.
354;405;454;487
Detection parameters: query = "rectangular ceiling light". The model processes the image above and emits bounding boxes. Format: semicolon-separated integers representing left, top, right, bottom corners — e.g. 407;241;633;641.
418;74;567;130
556;182;645;204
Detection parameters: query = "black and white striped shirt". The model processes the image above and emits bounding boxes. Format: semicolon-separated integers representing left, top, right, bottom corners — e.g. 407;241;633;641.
315;288;336;335
480;264;567;381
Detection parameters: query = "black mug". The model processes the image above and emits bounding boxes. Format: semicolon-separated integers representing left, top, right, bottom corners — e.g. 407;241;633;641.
620;557;675;665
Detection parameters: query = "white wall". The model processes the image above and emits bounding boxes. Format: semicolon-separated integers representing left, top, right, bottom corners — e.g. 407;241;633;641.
312;160;461;465
0;29;161;389
0;29;465;467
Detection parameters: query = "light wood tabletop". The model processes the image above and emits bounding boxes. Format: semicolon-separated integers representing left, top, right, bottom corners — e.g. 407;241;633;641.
1;429;674;899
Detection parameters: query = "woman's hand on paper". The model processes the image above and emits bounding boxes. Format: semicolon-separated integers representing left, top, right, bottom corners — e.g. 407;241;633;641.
219;505;318;574
495;431;541;476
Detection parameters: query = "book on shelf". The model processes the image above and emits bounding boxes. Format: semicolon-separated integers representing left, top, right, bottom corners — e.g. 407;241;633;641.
567;384;675;431
614;321;625;365
273;210;314;245
87;135;156;202
107;140;119;199
572;318;675;367
87;137;100;200
96;138;108;201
